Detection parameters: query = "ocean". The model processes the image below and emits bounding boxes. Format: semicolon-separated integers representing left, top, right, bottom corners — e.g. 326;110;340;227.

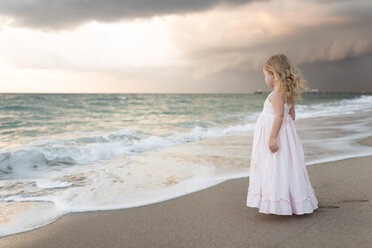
1;93;371;237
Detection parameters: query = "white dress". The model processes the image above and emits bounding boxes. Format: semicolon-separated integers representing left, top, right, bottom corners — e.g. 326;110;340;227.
246;96;319;215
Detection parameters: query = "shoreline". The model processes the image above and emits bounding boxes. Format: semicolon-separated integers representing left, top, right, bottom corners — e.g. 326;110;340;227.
1;136;372;247
1;128;371;239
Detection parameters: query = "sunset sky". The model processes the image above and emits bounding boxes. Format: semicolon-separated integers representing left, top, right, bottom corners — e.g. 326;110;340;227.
0;0;371;93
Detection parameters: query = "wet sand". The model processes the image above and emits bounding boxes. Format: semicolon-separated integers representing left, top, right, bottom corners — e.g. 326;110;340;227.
1;137;372;248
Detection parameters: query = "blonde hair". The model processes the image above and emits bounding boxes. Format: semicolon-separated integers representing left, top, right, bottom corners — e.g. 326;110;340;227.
263;54;309;105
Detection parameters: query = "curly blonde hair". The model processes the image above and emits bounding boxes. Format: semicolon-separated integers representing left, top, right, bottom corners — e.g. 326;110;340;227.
263;54;309;105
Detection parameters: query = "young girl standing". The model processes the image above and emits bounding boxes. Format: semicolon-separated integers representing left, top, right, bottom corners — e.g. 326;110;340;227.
246;54;318;215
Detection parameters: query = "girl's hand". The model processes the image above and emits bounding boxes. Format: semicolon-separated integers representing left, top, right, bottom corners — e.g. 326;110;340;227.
269;137;279;153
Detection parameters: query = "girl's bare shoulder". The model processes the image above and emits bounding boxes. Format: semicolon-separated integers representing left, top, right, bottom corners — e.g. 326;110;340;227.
268;90;284;104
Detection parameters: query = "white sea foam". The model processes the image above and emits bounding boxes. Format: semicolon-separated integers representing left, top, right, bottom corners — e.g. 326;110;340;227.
295;94;372;119
0;152;230;237
0;122;255;180
36;179;72;189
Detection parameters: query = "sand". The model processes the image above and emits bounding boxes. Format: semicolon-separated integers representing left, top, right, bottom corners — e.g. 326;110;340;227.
1;137;372;248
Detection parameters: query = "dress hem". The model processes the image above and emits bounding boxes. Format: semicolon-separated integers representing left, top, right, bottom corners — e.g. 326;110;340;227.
246;191;319;215
247;191;316;203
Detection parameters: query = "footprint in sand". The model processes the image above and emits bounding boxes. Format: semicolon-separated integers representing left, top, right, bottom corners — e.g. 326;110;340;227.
318;199;369;210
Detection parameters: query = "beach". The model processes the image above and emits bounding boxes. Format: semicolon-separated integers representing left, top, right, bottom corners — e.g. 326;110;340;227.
1;136;371;247
0;0;371;245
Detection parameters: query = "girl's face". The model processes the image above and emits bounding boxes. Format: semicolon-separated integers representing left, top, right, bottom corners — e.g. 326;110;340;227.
263;68;275;89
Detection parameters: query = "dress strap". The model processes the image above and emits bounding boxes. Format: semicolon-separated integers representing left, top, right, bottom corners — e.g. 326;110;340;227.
283;114;294;123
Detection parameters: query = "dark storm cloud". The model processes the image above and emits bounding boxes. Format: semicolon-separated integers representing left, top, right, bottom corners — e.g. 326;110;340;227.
185;0;372;64
276;12;372;93
174;0;372;92
181;14;372;78
0;0;266;30
301;52;372;92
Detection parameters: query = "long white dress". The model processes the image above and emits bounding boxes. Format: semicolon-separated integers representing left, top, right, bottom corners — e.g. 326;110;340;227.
246;96;319;215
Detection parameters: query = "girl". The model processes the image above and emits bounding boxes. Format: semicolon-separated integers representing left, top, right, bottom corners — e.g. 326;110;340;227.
246;54;319;215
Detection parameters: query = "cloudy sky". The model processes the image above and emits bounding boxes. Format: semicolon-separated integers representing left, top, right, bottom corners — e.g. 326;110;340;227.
0;0;371;93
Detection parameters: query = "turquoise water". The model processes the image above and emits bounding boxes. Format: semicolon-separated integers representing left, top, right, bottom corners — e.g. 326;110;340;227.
0;93;366;148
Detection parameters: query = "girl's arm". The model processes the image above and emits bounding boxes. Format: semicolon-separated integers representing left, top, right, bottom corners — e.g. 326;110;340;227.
290;104;295;121
268;91;284;153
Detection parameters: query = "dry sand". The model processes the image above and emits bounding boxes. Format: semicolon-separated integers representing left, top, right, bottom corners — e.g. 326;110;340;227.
1;137;372;248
